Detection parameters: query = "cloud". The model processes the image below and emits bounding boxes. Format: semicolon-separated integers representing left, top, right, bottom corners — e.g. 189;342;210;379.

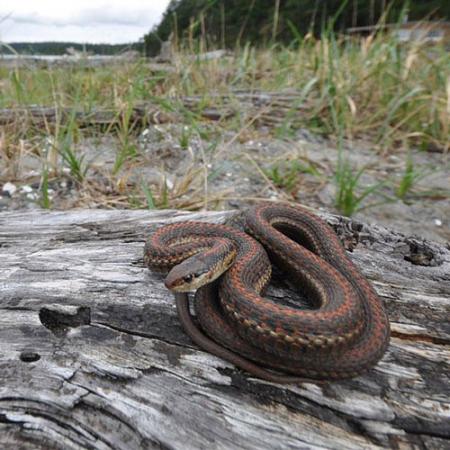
77;6;156;26
0;1;170;43
9;6;157;27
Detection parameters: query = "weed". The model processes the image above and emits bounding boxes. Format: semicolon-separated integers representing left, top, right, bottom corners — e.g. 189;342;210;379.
54;110;87;183
141;180;156;209
112;103;139;175
265;159;320;193
179;125;192;150
39;165;51;209
274;77;318;139
396;152;433;201
334;152;387;217
10;69;25;104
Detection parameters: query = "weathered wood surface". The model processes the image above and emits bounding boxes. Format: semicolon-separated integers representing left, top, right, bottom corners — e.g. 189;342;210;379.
0;104;229;128
0;208;449;450
0;91;308;128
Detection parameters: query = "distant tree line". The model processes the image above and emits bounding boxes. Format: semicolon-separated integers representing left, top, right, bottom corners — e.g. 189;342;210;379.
1;41;143;56
143;0;450;56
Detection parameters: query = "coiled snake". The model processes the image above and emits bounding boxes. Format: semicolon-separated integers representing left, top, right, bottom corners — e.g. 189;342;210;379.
144;203;390;382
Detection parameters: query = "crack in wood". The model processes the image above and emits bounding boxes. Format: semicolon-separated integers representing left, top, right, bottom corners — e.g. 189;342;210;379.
391;330;450;346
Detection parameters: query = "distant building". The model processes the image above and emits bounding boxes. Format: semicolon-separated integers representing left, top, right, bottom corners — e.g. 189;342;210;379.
347;21;450;47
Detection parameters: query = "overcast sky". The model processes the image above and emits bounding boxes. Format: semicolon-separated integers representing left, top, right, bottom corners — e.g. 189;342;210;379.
0;0;171;43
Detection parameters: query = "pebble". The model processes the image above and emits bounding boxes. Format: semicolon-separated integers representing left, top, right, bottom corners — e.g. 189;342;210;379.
2;182;17;196
387;155;401;164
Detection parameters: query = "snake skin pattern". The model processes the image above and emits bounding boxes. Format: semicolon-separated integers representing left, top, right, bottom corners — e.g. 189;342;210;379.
144;203;390;381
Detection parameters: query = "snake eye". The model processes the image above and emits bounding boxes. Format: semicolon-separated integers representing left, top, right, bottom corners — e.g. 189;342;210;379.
183;274;194;283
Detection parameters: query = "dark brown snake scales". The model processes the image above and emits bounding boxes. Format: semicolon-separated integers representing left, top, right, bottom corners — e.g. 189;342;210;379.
144;203;390;382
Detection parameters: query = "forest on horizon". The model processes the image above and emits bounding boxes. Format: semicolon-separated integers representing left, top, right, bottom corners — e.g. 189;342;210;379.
0;41;140;56
143;0;450;55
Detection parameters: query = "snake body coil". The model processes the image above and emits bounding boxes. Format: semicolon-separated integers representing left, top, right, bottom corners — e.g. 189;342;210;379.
144;203;390;381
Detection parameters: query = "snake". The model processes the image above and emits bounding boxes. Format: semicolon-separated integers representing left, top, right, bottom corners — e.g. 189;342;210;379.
144;203;390;382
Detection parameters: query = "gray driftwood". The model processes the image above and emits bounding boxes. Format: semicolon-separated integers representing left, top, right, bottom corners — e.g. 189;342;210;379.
0;208;449;450
0;91;308;128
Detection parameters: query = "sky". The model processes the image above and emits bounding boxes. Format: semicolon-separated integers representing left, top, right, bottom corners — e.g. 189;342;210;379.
0;0;171;44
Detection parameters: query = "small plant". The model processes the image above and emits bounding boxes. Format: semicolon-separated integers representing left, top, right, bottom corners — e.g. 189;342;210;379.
396;153;433;201
53;110;88;183
265;159;320;193
112;103;139;175
137;175;172;209
113;141;138;176
274;77;318;139
179;125;192;150
334;154;386;217
140;180;156;209
39;165;51;209
10;69;25;104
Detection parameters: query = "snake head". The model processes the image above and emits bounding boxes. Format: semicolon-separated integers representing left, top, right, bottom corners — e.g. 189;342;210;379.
164;248;236;292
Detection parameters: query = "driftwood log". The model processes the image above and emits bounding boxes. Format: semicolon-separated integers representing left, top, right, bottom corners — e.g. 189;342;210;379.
0;208;449;449
0;91;308;128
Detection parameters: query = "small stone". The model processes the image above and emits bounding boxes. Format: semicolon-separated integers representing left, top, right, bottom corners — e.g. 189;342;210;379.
21;185;33;193
2;182;17;196
434;219;442;227
387;155;400;164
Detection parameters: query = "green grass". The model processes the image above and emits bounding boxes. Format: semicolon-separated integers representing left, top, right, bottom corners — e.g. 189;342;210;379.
334;153;388;217
140;180;156;209
54;109;87;183
112;102;139;175
39;165;51;209
396;152;434;201
265;159;320;193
